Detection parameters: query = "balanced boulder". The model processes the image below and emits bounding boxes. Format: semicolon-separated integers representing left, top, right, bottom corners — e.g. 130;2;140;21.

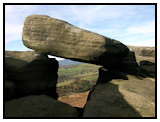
5;51;58;99
22;15;129;69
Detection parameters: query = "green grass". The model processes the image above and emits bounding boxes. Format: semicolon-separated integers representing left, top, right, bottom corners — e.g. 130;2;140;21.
57;51;155;88
58;65;84;76
57;63;100;87
56;80;75;87
81;75;98;81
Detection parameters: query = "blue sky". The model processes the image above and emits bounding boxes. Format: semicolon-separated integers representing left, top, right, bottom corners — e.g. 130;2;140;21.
5;5;155;59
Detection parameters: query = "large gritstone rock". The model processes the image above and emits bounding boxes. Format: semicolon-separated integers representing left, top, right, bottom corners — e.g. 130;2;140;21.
5;80;16;101
140;60;155;78
22;15;129;69
118;51;141;76
5;95;78;117
5;51;58;99
83;67;155;117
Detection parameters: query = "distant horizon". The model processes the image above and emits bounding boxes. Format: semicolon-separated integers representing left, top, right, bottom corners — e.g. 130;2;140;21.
5;43;155;61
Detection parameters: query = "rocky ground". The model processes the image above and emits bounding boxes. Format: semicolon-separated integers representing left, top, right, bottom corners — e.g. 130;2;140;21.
83;74;155;117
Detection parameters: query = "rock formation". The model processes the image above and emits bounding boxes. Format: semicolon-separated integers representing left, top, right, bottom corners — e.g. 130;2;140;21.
83;67;155;117
4;14;155;118
118;51;141;76
5;95;78;117
140;60;155;78
5;80;16;101
5;51;58;99
22;15;129;69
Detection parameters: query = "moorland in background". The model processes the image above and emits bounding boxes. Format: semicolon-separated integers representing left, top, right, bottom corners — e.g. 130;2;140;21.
57;62;100;95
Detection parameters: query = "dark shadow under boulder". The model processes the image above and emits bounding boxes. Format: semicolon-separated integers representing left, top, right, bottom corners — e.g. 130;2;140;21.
117;51;141;76
97;67;128;84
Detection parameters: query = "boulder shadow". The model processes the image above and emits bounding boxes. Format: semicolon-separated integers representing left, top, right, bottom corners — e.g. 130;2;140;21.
84;81;142;117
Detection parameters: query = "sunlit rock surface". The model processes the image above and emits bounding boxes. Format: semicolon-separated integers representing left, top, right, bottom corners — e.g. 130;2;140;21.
22;15;129;69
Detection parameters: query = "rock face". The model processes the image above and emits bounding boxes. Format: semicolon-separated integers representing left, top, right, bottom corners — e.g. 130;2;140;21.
5;51;58;99
140;60;155;78
22;15;129;69
97;68;128;84
83;67;155;117
118;51;140;76
5;80;16;101
5;95;78;117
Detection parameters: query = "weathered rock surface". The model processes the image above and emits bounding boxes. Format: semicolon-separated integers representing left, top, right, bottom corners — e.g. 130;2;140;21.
22;15;129;69
5;51;58;99
140;60;155;78
5;95;78;117
83;67;155;117
118;51;141;76
97;67;128;84
5;80;16;101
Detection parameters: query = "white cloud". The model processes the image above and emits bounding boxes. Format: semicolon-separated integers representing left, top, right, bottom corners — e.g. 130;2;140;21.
5;24;23;43
70;5;82;20
68;5;140;26
5;5;40;43
125;21;155;35
69;5;113;24
116;20;155;46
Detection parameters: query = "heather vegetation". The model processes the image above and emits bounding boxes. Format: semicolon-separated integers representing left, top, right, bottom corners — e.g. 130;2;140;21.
57;63;100;94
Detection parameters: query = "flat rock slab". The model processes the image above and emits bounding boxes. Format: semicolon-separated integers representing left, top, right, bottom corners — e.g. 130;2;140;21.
5;95;78;117
23;15;129;69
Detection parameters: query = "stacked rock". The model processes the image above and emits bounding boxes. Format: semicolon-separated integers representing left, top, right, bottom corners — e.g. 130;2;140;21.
22;15;140;76
5;15;155;117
